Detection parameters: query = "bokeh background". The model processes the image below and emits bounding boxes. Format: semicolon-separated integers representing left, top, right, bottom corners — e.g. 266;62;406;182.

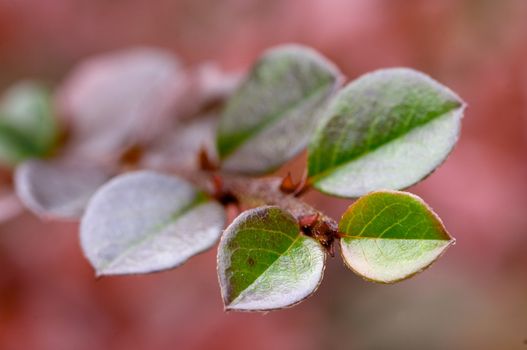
1;0;526;349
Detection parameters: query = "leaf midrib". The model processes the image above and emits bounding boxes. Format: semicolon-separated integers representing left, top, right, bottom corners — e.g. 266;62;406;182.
220;77;335;159
340;235;452;241
310;100;463;182
228;232;304;305
0;120;44;158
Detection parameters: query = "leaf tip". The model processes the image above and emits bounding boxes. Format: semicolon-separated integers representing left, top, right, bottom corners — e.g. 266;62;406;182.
222;299;244;312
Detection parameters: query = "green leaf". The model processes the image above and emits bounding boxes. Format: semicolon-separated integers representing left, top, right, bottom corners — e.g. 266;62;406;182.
0;82;58;166
80;171;225;276
217;44;342;174
308;68;465;198
218;206;326;311
338;190;454;283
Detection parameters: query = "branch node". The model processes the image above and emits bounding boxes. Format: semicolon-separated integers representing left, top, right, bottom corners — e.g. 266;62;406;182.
299;213;319;229
299;214;337;254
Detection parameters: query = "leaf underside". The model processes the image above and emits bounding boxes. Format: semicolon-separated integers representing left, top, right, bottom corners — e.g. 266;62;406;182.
218;206;326;311
339;190;454;283
141;114;218;172
59;47;186;160
217;44;342;174
80;171;225;276
15;158;113;220
308;68;465;198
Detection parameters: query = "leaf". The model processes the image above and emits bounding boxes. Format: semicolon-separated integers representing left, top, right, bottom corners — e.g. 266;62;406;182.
217;206;326;311
141;114;218;172
15;158;113;220
58;47;189;160
308;68;465;198
80;171;225;276
338;190;454;283
217;44;342;174
0;81;58;166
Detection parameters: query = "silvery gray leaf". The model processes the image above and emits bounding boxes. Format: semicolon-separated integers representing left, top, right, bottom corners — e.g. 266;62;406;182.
80;171;225;276
58;47;190;160
15;158;113;220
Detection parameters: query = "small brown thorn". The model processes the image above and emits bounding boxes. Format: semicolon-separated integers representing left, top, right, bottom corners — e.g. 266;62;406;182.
120;144;144;168
280;171;311;196
293;170;310;197
279;172;297;194
199;145;218;171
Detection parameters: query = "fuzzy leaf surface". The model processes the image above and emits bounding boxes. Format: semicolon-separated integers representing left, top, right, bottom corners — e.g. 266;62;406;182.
81;171;225;276
218;206;326;311
15;158;113;220
308;68;465;198
58;47;188;160
217;44;342;174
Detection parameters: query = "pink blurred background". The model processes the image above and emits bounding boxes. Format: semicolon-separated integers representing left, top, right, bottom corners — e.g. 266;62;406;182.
1;0;526;349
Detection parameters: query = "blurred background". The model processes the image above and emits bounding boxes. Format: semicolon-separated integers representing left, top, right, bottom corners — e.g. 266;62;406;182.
0;0;526;349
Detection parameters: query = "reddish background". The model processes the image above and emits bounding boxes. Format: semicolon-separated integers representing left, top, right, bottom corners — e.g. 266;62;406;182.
0;1;526;349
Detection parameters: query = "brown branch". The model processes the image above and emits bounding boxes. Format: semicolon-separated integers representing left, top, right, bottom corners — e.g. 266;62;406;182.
220;176;339;253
